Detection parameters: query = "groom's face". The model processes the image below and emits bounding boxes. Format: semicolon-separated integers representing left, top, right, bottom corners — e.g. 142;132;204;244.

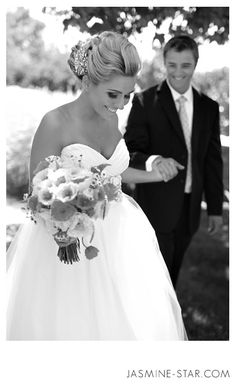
164;48;196;94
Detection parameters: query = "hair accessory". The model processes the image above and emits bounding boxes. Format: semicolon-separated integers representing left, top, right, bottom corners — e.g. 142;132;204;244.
68;41;89;78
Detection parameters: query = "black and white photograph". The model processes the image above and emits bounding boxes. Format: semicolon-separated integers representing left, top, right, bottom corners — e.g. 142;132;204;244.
2;1;234;383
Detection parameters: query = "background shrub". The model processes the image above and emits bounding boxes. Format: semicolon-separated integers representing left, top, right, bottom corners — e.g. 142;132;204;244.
6;126;33;198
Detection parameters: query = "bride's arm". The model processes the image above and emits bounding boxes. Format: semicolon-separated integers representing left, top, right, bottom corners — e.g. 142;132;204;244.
29;111;63;187
121;166;163;184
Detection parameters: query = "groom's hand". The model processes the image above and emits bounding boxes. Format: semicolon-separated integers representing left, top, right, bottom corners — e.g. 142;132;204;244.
152;156;184;182
207;215;223;236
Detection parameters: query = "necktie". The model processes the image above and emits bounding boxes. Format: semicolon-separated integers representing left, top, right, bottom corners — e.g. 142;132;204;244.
177;95;192;192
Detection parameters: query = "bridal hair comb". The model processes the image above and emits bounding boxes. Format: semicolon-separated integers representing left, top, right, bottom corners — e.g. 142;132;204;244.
68;41;89;79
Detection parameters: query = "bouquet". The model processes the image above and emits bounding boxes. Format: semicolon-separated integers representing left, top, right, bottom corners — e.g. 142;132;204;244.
25;155;122;264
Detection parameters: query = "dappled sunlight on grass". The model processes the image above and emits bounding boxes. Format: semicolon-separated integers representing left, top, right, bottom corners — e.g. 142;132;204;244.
191;309;210;326
177;209;229;340
221;224;229;248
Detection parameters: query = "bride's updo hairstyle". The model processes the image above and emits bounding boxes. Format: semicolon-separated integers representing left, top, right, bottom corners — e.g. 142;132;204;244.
68;31;141;85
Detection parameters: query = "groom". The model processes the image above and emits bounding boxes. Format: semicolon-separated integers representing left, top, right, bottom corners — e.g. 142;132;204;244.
124;35;224;287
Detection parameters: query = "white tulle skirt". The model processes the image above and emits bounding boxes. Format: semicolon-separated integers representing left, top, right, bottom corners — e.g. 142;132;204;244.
7;194;187;340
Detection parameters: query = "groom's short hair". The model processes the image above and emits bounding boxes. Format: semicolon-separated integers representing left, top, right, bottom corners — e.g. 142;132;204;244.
163;35;199;65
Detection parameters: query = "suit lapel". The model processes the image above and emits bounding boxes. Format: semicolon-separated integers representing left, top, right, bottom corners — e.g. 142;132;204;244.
191;88;203;156
158;81;204;153
158;81;186;145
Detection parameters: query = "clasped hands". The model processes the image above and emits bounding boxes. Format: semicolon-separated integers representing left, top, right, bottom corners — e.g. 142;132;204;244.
151;156;185;182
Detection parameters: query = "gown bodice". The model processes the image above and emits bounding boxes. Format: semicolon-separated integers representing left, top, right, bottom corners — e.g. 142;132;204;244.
61;138;130;177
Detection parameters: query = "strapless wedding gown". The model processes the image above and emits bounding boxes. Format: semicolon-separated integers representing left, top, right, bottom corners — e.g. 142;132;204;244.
7;138;187;340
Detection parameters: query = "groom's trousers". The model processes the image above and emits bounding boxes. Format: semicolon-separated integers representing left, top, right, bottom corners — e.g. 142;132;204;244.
155;193;192;288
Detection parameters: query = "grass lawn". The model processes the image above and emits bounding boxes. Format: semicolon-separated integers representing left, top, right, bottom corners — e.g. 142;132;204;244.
176;208;229;340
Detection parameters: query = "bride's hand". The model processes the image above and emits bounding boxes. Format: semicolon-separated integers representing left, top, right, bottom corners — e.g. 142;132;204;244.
149;167;164;182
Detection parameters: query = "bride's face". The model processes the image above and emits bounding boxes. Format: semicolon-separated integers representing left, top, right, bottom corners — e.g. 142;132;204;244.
88;75;136;120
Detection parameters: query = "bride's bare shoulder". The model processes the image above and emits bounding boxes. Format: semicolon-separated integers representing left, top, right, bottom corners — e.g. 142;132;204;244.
40;102;71;128
31;103;71;153
36;102;75;142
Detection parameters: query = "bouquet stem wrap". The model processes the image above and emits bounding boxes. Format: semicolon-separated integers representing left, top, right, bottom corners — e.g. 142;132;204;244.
58;242;80;264
54;234;80;264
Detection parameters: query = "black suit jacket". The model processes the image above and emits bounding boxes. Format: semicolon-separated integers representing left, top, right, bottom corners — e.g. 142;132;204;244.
124;80;223;235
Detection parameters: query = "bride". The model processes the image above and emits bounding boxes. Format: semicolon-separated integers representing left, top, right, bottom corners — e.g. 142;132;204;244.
7;31;187;340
